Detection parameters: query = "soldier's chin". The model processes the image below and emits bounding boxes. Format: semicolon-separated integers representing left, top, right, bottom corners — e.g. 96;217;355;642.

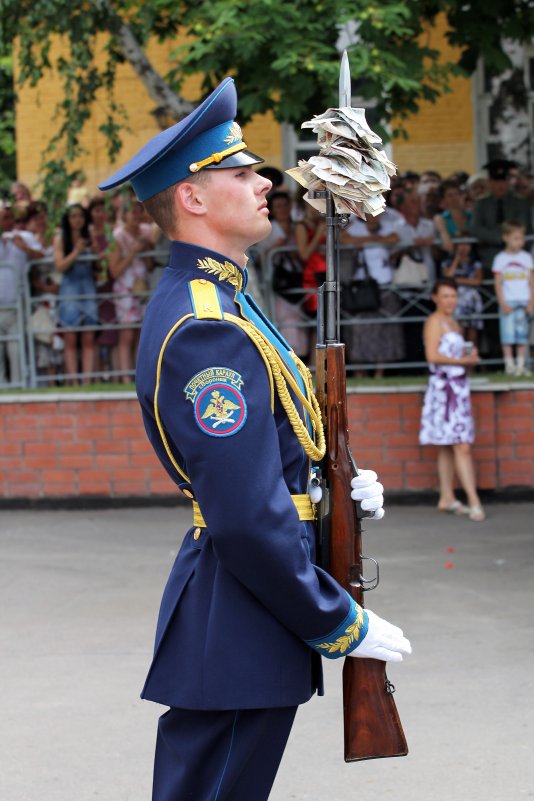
253;217;272;245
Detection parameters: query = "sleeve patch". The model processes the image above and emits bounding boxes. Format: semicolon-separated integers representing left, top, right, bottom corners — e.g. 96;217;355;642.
184;367;247;438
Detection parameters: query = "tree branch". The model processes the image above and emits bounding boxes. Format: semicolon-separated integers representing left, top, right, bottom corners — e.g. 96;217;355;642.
115;22;193;121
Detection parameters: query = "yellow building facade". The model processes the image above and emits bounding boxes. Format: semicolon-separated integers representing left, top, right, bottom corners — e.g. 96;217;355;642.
14;19;477;196
14;36;282;195
391;20;476;177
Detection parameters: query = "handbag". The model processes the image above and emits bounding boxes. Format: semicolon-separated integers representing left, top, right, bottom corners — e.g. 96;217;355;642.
392;253;428;286
30;304;55;346
132;276;149;297
341;256;381;314
271;250;304;304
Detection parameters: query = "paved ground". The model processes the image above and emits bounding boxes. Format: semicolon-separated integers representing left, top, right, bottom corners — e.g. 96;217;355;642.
1;503;533;801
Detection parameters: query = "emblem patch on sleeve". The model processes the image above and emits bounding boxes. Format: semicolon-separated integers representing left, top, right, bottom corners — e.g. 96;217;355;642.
184;367;247;437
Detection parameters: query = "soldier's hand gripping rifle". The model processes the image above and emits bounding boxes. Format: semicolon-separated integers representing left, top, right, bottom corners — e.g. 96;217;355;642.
313;52;408;762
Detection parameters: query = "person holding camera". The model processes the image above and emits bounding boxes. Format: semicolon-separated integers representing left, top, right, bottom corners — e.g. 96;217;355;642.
108;194;154;383
419;277;485;522
53;204;98;385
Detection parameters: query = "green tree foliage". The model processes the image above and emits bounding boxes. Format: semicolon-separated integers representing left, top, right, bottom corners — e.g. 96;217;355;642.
0;53;16;192
176;1;454;126
435;0;534;73
2;0;533;208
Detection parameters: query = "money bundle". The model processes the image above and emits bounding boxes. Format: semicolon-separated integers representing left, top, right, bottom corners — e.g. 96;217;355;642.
286;107;396;219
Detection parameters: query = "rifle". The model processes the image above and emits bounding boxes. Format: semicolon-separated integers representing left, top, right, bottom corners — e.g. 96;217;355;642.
313;51;408;762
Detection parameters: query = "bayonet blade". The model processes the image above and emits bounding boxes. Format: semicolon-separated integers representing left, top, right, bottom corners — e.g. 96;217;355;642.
339;50;352;108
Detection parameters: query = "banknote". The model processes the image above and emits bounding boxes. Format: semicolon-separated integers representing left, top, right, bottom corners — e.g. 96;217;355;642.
287;106;396;218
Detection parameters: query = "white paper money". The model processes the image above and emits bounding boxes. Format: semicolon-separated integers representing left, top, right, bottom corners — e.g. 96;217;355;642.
287;106;397;218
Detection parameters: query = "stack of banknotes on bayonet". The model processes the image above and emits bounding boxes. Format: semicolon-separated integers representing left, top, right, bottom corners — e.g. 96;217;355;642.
286;107;396;218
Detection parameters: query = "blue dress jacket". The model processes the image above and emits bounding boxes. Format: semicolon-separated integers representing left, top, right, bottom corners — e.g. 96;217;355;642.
135;241;367;711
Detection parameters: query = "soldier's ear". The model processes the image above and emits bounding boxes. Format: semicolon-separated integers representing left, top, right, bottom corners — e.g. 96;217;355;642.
175;180;208;217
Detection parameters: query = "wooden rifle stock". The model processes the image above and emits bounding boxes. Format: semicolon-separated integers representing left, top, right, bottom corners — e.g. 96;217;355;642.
315;343;408;762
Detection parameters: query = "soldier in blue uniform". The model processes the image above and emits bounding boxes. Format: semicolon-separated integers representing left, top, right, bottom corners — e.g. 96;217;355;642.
99;78;411;801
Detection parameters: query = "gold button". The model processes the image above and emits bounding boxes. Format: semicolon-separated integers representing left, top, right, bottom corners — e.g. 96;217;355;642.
193;527;201;540
182;488;193;498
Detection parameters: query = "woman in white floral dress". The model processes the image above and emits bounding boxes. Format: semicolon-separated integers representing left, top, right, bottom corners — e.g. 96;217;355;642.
419;278;485;521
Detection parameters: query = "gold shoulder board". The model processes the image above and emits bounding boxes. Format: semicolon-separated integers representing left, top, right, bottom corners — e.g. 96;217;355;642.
189;279;223;320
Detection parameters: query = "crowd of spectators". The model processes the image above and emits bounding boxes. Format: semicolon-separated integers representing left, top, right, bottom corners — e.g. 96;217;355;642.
255;160;534;372
0;159;533;387
0;180;163;386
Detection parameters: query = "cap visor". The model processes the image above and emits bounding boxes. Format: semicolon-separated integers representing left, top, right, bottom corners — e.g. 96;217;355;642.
205;150;264;170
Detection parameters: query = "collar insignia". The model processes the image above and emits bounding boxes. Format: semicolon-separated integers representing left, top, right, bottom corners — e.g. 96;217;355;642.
197;257;243;290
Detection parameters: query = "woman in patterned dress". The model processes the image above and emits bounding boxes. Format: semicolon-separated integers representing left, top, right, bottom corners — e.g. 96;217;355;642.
108;197;154;383
419;278;485;522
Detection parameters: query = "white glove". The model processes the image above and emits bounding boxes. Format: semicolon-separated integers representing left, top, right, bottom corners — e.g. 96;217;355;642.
349;609;412;663
350;469;384;519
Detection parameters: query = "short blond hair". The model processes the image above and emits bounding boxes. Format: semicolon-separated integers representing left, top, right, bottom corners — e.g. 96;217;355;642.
502;221;525;236
142;171;211;235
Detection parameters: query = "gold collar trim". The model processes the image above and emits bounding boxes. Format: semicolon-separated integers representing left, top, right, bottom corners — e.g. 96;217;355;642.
197;257;243;291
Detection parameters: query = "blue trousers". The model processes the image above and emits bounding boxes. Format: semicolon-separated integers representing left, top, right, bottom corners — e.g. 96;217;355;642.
152;705;298;801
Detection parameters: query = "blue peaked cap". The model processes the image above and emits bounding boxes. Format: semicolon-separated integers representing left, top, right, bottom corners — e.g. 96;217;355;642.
98;78;263;201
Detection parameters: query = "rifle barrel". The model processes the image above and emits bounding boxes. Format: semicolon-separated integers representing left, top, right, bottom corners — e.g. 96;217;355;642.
324;194;338;344
314;49;408;763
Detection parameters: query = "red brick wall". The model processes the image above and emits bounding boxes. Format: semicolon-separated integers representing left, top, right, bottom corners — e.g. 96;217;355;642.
0;398;174;499
348;389;534;491
1;389;533;499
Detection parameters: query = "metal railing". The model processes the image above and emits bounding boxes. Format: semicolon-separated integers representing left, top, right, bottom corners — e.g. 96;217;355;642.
262;243;524;373
0;239;531;390
0;251;162;389
0;262;29;389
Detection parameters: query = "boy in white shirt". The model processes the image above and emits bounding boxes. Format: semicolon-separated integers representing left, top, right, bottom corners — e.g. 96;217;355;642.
492;222;534;376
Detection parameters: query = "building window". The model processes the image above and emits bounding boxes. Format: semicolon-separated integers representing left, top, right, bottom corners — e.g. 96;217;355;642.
475;42;533;169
